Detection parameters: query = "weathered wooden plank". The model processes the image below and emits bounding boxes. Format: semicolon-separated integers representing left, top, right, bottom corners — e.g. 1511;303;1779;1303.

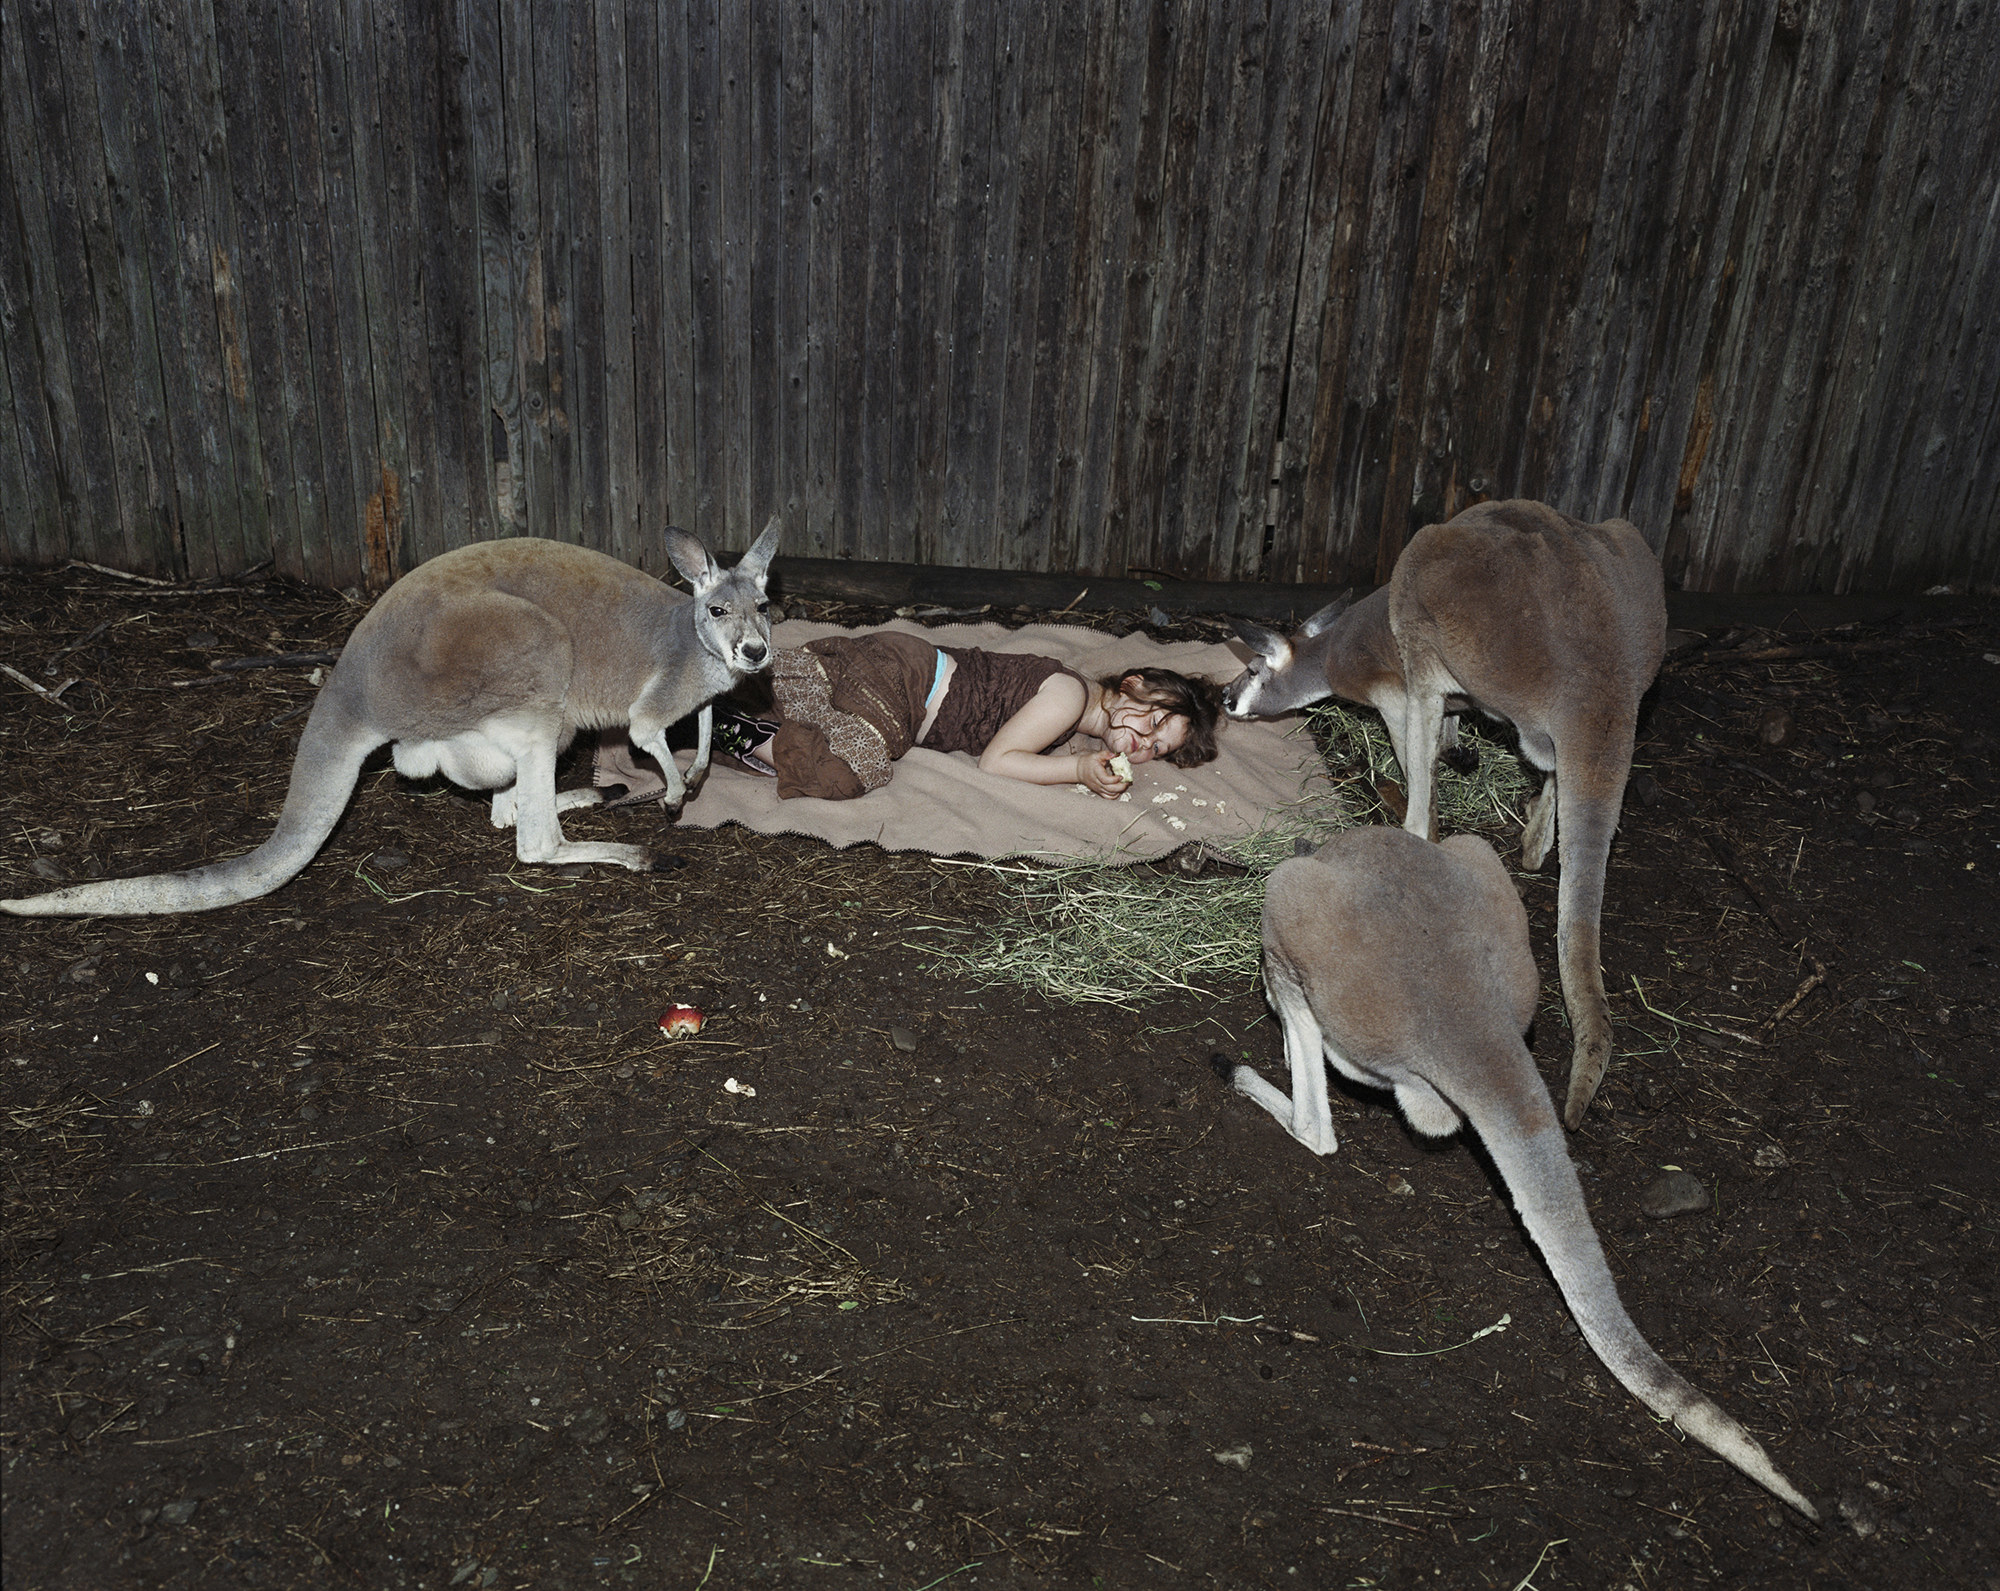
858;0;936;562
0;303;34;566
1205;0;1328;582
1078;0;1172;584
805;0;847;559
619;0;664;563
655;0;696;545
209;0;307;581
0;3;70;564
1271;1;1364;582
525;0;575;544
77;0;185;575
773;0;813;553
465;0;520;540
685;0;725;544
1687;0;1886;589
1404;0;1515;540
561;0;604;547
331;0;418;583
713;0;752;548
1620;0;1764;561
1213;0;1330;583
1292;1;1399;583
998;0;1086;573
1562;0;1708;529
912;0;967;567
48;0;162;571
272;0;373;590
149;0;251;579
1163;0;1266;580
944;0;1025;573
407;0;486;556
13;0;120;566
1043;0;1148;578
594;0;638;562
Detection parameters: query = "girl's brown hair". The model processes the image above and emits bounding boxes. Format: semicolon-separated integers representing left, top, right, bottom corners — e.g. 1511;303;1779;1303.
1100;667;1225;768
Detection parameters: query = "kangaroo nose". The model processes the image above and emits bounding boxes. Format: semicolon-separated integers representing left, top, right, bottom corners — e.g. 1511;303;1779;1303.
742;641;768;664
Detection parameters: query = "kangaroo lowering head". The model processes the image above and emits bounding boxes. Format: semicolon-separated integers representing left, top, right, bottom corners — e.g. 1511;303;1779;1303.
1222;594;1362;720
668;517;782;675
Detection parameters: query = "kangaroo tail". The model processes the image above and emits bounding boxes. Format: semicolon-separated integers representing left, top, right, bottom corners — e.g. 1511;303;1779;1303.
1474;1092;1819;1519
1552;721;1638;1128
2;691;384;917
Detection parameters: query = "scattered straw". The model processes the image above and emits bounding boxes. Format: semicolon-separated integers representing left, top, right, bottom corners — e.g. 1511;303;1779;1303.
925;707;1532;1005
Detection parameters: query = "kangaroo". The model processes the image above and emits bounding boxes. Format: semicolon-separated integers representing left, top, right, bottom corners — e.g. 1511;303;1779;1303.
2;522;780;917
1235;825;1818;1519
1225;501;1665;1127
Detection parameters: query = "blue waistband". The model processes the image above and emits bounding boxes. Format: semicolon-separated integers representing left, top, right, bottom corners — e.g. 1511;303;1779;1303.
926;647;949;705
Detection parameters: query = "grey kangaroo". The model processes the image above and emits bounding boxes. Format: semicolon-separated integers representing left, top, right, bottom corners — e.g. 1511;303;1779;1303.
1224;500;1665;1127
1237;825;1817;1518
3;521;780;917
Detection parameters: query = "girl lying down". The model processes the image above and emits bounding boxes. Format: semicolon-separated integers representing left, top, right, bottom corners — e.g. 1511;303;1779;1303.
715;631;1224;801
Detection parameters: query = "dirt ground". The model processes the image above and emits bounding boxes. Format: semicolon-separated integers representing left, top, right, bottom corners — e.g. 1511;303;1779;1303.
1;564;1994;1591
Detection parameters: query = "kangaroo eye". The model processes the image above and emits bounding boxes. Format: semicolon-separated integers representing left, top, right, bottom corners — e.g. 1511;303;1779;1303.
709;605;727;618
757;600;770;613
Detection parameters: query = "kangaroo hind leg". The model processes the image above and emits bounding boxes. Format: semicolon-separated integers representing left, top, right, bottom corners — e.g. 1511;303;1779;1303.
505;728;652;872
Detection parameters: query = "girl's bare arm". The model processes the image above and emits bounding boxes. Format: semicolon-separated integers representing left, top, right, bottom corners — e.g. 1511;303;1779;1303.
977;675;1119;792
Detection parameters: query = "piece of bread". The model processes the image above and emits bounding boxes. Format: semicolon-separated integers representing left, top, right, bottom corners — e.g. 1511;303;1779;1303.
1109;752;1134;782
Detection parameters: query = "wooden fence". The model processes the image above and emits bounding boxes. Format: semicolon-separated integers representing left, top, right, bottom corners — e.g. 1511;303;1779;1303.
3;0;1996;595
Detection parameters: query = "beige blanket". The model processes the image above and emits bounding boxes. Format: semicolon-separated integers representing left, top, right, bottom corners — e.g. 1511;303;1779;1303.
594;619;1333;864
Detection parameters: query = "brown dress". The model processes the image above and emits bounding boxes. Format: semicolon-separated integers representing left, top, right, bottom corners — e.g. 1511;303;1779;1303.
770;636;1085;801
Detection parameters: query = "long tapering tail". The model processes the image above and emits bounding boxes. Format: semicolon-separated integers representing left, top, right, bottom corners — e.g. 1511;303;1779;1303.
1476;1100;1819;1518
2;692;383;917
1552;724;1638;1127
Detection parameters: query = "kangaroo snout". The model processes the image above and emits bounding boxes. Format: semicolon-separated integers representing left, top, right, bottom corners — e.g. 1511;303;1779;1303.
740;640;770;668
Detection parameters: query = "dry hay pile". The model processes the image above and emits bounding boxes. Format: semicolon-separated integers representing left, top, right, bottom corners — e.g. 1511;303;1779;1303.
924;704;1534;1006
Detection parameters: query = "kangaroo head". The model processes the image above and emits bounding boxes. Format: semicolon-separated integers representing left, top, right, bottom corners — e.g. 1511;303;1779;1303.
667;517;782;674
1224;618;1310;719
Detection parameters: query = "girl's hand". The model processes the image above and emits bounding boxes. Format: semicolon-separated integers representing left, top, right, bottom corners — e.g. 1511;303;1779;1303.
1077;749;1132;799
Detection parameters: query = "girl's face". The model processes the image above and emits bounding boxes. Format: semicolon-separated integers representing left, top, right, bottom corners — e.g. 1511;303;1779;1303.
1105;693;1189;764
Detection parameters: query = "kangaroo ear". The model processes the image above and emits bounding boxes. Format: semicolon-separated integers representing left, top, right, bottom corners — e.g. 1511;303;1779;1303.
740;515;782;579
664;528;717;590
1297;591;1354;639
1230;617;1289;665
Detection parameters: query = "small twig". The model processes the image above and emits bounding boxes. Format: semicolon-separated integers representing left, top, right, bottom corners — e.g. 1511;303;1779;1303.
68;558;175;585
1764;959;1829;1031
1628;976;1764;1047
1507;1538;1569;1591
2;662;81;704
45;616;115;671
1364;1312;1510;1357
1131;1311;1262;1327
1678;638;1899;665
1054;587;1089;616
209;650;340;672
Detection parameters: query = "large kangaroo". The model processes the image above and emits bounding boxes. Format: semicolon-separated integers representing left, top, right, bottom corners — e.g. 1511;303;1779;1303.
1225;500;1665;1127
3;523;780;917
1236;825;1817;1519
